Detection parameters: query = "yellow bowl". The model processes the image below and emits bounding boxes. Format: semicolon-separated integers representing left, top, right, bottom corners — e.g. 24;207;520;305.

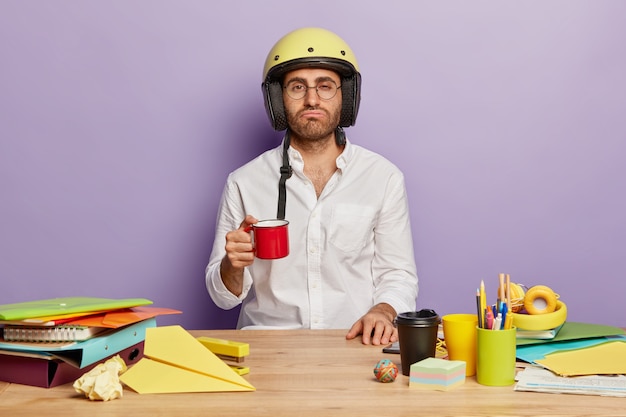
510;300;567;331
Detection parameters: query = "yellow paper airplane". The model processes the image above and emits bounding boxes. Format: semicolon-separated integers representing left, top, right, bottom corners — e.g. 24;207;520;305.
120;325;255;393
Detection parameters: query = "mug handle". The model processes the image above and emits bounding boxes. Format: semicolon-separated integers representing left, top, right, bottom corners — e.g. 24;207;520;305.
243;225;255;249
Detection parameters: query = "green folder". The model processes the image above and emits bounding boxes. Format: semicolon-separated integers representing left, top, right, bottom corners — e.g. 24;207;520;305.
516;321;626;346
0;297;153;321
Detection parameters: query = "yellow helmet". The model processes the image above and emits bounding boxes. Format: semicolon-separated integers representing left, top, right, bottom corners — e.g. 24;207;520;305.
262;27;362;131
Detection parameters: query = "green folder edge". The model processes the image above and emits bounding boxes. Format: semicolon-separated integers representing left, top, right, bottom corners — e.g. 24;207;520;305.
0;297;153;320
516;321;626;346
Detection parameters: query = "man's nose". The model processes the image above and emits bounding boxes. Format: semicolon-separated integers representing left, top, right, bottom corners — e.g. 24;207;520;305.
302;87;320;105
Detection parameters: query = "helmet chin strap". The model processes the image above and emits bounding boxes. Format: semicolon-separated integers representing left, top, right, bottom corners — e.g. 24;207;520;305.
335;126;346;146
277;131;292;220
277;127;345;220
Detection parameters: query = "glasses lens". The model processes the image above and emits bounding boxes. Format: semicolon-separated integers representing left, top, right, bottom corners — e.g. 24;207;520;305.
316;81;338;100
285;82;307;100
284;81;340;100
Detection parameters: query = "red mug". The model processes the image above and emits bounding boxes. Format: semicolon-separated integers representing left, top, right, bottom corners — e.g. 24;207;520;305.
247;219;289;259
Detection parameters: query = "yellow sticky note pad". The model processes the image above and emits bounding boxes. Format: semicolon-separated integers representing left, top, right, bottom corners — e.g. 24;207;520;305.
120;326;254;394
197;336;250;358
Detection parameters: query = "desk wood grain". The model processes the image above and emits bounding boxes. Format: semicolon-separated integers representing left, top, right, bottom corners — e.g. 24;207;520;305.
0;329;623;417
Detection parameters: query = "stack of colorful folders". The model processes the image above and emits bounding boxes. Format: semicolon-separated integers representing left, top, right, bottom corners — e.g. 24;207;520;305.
0;297;181;388
515;322;626;397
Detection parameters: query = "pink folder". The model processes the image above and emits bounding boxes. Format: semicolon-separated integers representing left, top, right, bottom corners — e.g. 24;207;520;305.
0;341;144;388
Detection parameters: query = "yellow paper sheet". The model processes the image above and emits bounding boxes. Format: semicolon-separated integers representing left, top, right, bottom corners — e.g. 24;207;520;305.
536;341;626;376
120;325;255;394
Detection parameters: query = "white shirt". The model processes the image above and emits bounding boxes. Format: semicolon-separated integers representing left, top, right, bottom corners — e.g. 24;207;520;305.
205;138;418;329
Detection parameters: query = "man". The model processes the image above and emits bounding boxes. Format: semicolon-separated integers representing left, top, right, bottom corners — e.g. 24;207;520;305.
206;28;418;345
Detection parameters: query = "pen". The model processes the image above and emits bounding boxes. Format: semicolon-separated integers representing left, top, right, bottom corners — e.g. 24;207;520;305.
493;312;502;330
499;273;505;305
505;274;511;308
485;307;494;330
504;314;513;330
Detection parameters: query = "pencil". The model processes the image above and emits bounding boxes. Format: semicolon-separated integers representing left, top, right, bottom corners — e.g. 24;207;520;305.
505;274;511;310
476;288;483;329
497;273;504;313
480;280;487;329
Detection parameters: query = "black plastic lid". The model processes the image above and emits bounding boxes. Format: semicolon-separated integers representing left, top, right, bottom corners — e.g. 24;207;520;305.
395;309;440;326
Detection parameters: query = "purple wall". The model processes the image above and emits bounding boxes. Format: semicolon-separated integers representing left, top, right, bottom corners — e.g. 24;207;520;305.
1;2;625;329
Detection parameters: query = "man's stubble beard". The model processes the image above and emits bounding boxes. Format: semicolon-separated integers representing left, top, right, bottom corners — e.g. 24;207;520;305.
286;107;341;143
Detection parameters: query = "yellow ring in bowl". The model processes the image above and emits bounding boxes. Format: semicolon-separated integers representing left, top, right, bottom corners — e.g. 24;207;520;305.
510;300;567;331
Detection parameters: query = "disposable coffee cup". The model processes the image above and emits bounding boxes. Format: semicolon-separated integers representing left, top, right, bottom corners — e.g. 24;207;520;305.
396;309;441;376
246;219;289;259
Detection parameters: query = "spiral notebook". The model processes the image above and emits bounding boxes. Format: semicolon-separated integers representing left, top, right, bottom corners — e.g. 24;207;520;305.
2;325;107;342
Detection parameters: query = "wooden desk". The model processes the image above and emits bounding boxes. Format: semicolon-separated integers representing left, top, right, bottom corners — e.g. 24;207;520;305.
0;329;622;416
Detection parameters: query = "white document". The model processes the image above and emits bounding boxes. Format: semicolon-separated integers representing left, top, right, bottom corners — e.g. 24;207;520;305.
515;366;626;397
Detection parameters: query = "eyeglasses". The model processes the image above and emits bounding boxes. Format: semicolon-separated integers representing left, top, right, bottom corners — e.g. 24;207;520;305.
283;80;341;100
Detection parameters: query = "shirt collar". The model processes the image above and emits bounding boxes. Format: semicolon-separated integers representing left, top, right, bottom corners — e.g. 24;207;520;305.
285;137;354;172
336;139;353;171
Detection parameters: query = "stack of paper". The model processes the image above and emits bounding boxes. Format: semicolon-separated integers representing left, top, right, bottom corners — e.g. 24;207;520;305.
515;366;626;397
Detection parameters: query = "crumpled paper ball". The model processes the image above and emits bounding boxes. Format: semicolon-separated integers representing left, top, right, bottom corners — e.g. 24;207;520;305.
373;359;399;383
74;355;127;401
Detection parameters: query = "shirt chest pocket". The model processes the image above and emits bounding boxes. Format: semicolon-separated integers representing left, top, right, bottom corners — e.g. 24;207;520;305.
329;204;377;253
